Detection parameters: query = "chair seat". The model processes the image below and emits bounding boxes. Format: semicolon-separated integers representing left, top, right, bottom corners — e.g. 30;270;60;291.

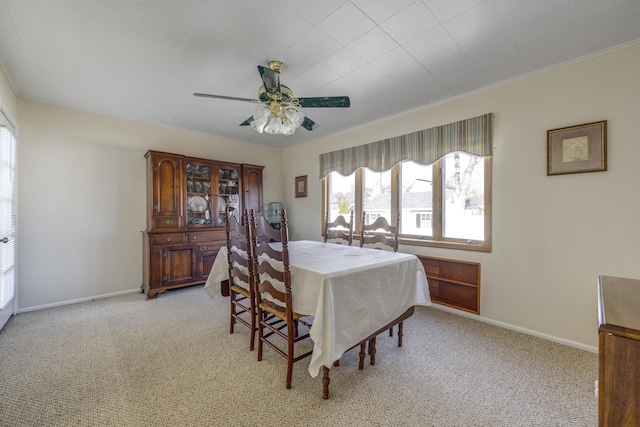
258;299;305;321
230;284;250;298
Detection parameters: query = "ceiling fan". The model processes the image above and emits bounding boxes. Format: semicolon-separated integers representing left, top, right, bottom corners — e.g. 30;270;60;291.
193;60;350;135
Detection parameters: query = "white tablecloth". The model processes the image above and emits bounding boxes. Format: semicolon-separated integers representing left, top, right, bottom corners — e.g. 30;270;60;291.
204;240;431;377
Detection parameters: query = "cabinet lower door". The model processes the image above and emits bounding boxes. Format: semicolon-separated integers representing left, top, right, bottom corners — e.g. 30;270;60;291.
197;247;218;281
162;244;197;286
600;332;640;426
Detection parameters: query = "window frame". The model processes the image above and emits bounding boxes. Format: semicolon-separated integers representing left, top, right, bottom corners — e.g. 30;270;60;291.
322;156;492;253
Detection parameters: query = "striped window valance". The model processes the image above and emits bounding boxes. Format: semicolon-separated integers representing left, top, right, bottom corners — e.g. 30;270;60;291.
319;113;493;178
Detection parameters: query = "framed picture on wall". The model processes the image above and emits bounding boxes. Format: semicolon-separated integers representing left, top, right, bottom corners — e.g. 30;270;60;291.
547;120;607;176
295;175;307;198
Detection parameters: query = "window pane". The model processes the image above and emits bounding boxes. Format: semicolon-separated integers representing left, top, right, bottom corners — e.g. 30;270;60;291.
442;152;484;240
362;168;391;225
399;161;433;236
328;171;355;222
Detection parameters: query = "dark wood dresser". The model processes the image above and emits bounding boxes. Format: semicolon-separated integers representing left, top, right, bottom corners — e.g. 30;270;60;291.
597;275;640;426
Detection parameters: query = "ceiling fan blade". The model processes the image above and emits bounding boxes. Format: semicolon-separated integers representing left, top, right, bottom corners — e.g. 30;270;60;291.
193;93;258;103
301;116;319;131
298;96;350;108
258;65;280;95
239;116;254;126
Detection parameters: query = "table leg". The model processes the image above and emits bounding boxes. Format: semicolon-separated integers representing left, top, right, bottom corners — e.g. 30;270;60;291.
322;366;330;399
398;322;404;347
359;342;366;370
370;338;376;365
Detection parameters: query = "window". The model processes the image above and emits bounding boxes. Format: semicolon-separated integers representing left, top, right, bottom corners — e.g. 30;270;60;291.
323;152;491;252
362;168;391;225
326;171;355;223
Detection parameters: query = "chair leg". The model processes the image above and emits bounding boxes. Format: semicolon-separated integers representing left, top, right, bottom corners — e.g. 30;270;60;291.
229;293;235;334
249;300;256;351
286;321;294;389
257;309;264;362
398;322;404;347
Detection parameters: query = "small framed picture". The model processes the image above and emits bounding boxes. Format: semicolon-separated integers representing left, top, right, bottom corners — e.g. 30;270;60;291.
295;175;307;198
547;120;607;176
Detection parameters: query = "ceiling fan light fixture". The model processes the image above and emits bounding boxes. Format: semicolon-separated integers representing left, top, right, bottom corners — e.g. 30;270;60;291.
250;105;270;133
284;107;305;127
195;60;349;135
252;104;305;136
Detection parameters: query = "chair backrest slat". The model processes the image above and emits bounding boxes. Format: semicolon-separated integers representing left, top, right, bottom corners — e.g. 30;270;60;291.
360;211;400;252
250;209;292;313
324;210;354;245
226;209;252;285
254;214;281;243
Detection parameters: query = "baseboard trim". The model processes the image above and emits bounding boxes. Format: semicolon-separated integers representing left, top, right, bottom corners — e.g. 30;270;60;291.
18;288;142;313
428;303;598;354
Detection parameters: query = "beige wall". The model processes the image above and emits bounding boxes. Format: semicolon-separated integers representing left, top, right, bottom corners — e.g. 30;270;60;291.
282;42;640;350
17;100;283;308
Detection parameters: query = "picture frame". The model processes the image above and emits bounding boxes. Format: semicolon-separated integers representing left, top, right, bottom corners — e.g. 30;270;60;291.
295;175;308;198
547;120;607;176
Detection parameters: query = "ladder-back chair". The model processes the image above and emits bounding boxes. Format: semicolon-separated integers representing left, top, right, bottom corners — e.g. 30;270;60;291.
324;210;354;245
250;209;313;390
225;209;257;350
360;211;404;346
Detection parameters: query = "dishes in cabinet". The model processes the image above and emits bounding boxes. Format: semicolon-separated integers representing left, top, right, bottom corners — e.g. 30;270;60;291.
189;195;207;213
191;217;206;224
227;194;239;212
218;196;226;213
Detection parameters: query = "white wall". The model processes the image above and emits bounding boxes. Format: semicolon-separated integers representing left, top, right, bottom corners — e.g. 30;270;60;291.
17;100;283;309
282;42;640;349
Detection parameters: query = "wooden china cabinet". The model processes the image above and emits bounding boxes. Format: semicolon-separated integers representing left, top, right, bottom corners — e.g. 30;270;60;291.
142;150;264;299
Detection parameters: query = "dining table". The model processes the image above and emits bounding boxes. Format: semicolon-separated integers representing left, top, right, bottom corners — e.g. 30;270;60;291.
204;240;431;396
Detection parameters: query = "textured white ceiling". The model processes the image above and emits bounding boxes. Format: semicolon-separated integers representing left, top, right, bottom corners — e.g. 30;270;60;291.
1;0;639;148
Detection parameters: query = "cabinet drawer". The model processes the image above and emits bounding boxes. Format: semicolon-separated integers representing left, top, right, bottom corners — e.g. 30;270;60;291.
150;233;185;245
153;216;182;229
196;242;218;253
187;230;225;244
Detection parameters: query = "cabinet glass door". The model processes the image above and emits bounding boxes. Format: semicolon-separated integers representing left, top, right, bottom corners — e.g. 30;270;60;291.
217;166;241;225
186;162;213;226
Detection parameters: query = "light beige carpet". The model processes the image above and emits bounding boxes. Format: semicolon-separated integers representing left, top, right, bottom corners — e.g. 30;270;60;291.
0;285;597;426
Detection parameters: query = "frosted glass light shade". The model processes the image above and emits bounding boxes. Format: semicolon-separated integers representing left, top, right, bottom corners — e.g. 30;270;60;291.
251;105;304;135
